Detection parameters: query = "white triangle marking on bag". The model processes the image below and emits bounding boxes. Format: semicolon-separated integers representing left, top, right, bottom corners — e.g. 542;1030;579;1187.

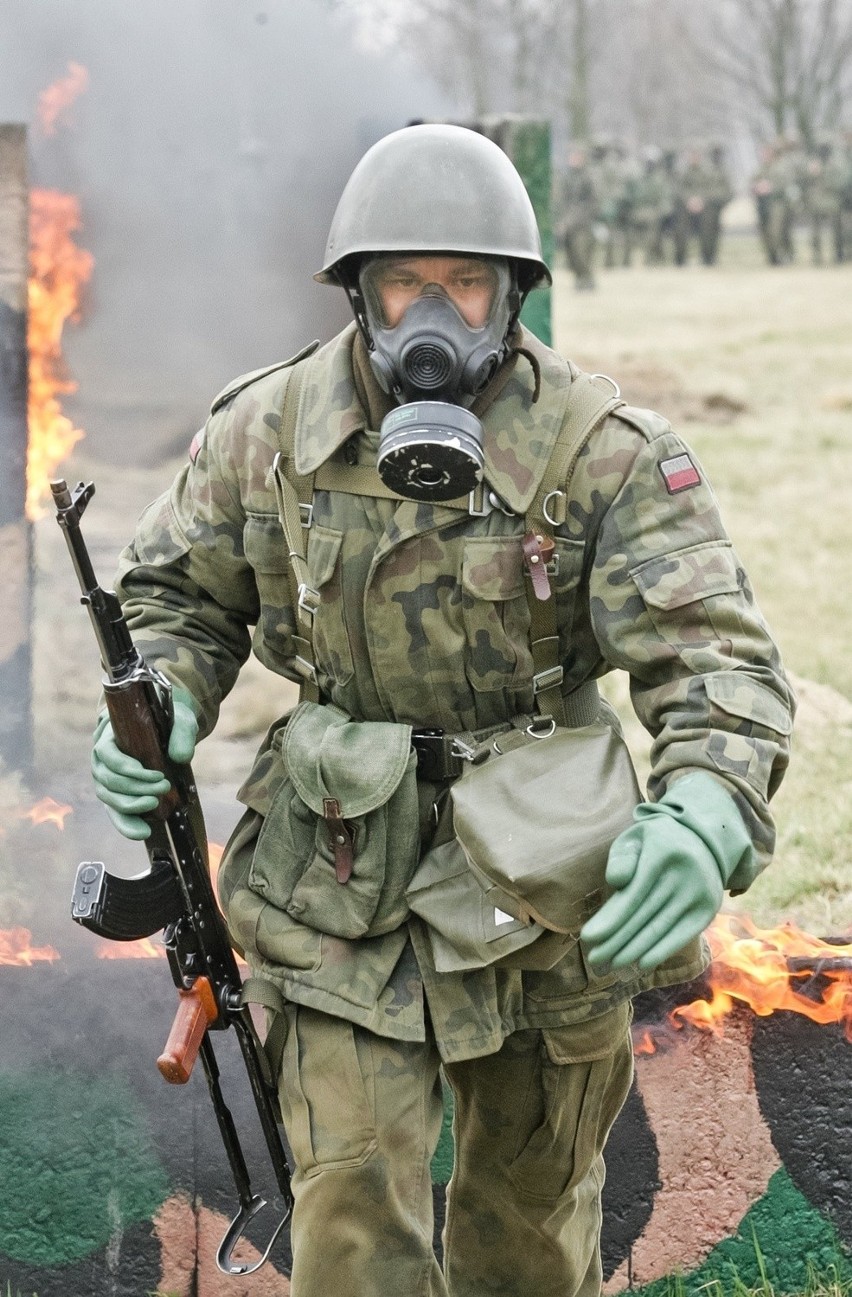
494;909;515;926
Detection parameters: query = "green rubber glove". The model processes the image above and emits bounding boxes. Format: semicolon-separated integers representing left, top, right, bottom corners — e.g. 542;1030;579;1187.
580;771;754;972
91;687;199;841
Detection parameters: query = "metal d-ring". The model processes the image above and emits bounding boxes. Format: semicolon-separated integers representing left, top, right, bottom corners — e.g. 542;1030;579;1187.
590;372;622;398
525;718;556;739
542;489;564;526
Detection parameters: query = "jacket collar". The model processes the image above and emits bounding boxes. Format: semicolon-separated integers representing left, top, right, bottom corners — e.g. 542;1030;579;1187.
294;322;572;516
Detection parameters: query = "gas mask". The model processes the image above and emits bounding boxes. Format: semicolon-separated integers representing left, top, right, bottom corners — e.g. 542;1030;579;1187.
357;256;517;502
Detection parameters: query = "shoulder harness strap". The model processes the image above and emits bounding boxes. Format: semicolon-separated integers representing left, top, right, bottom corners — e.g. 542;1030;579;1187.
269;352;322;703
523;371;624;728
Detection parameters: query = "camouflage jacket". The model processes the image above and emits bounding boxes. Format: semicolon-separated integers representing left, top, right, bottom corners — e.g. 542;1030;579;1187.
114;322;794;1062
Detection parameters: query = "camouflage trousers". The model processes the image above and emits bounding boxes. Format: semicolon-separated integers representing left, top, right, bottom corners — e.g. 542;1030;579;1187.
275;999;634;1296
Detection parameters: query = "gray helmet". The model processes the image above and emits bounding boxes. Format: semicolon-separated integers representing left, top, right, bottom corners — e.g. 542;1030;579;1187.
315;124;551;291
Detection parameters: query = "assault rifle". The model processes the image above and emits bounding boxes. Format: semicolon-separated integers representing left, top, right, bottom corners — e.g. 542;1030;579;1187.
51;478;292;1276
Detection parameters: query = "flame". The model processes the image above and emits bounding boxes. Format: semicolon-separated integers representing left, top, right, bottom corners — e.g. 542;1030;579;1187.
634;915;852;1054
0;927;61;966
97;937;165;960
37;62;89;137
17;797;73;830
27;189;94;519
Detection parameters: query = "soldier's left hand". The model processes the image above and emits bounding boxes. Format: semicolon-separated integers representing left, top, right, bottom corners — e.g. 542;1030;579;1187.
580;771;752;972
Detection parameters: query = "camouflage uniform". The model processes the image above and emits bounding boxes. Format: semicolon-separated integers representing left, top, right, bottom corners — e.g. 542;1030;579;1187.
557;151;598;290
115;322;793;1295
752;141;800;265
628;151;675;265
674;149;733;267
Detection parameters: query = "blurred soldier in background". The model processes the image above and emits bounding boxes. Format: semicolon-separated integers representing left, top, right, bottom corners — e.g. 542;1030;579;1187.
801;135;844;264
556;144;598;290
674;143;734;267
751;138;798;265
701;143;734;265
628;145;674;265
673;146;710;266
835;132;852;261
588;135;627;267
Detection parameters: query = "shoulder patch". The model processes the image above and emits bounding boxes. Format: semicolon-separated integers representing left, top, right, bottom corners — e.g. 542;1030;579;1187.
659;451;701;494
188;428;205;463
611;404;673;442
209;339;320;416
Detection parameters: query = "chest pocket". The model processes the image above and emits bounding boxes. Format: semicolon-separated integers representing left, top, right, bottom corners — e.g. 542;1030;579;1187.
244;514;295;668
461;536;533;693
306;523;354;685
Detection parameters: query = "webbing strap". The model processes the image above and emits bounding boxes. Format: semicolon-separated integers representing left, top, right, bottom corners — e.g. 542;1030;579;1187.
524;372;621;727
316;460;482;513
271;356;320;703
528;373;623;530
240;976;289;1089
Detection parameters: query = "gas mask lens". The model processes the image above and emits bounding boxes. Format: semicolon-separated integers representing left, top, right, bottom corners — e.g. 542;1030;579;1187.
362;256;500;331
360;255;513;502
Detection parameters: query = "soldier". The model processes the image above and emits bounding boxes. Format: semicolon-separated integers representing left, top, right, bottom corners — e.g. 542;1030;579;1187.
800;136;844;265
752;138;798;265
628;145;675;265
91;124;794;1297
833;131;852;262
701;142;734;265
556;144;598;290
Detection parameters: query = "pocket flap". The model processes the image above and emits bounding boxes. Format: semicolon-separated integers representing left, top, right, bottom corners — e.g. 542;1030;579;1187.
462;536;525;601
631;542;739;610
283;701;414;817
705;671;793;734
244;514;289;572
307;524;345;589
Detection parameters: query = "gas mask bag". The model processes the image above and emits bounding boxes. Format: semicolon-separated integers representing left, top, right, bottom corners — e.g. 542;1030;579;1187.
359;256;514;502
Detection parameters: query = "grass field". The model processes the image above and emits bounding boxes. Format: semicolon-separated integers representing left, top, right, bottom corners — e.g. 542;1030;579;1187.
553;235;852;936
25;233;852;938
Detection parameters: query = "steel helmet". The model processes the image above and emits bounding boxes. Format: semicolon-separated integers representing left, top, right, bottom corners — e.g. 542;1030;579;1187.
315;123;552;291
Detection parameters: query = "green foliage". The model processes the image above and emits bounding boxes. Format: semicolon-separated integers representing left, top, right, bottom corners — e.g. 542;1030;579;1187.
622;1169;852;1297
0;1070;169;1266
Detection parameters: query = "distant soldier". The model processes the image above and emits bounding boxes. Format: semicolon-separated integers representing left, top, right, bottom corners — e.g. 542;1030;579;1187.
588;136;624;267
701;143;734;265
556;145;598;290
801;136;844;265
628;146;674;265
835;132;852;262
752;138;798;265
673;146;711;266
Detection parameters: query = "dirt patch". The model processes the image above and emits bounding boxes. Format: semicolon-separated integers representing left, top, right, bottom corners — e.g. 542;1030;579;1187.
572;357;750;425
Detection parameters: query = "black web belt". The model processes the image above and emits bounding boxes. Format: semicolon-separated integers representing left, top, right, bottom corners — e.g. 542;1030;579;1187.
410;681;601;782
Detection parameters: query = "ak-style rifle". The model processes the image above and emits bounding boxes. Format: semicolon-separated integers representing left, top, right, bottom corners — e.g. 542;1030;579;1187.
51;478;292;1276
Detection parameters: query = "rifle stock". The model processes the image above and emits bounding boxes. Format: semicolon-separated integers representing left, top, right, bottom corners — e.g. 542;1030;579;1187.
52;478;292;1277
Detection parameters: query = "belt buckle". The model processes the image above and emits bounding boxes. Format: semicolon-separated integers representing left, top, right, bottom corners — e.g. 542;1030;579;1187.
412;728;446;782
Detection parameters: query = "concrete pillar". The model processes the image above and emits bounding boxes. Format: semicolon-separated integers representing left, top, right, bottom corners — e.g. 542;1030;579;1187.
0;124;32;772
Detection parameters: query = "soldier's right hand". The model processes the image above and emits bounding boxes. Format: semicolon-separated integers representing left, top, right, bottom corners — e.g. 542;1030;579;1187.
91;689;199;840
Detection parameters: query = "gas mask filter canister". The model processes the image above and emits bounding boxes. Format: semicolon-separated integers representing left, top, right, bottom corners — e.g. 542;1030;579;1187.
359;258;515;502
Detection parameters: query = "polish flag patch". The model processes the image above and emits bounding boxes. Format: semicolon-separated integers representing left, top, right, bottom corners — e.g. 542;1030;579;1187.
659;453;701;494
189;428;205;463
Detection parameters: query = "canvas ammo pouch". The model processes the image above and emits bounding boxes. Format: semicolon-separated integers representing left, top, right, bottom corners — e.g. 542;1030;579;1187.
247;700;421;940
407;711;641;972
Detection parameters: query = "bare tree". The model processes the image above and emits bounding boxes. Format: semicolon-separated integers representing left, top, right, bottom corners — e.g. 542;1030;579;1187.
698;0;852;144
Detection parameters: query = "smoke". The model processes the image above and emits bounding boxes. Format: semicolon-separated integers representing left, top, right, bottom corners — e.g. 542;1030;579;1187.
0;0;454;464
